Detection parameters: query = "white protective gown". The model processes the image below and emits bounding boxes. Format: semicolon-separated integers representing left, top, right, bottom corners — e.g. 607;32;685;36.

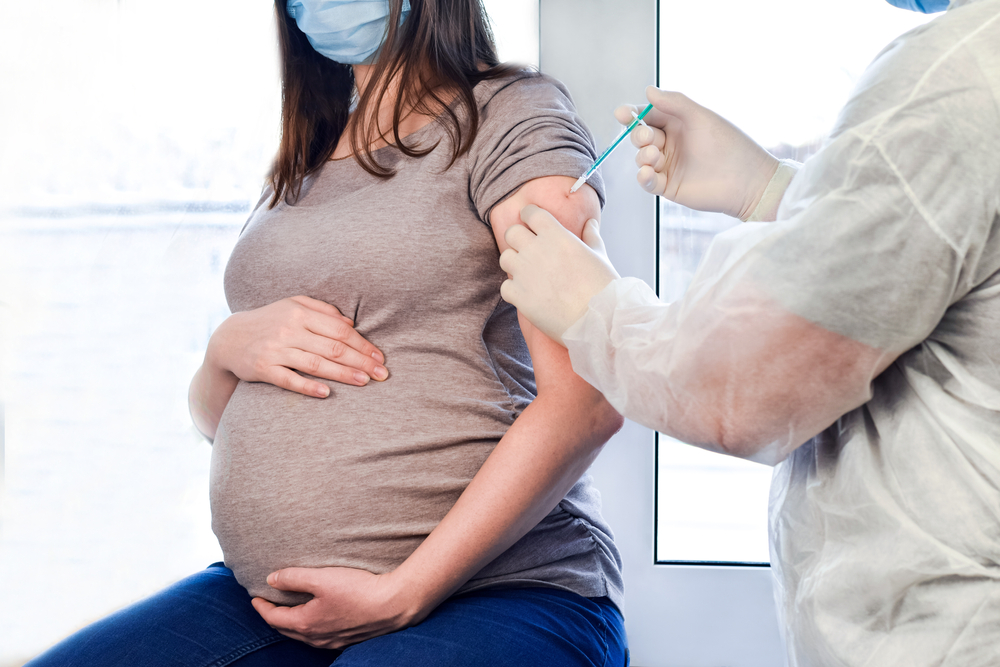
563;1;1000;664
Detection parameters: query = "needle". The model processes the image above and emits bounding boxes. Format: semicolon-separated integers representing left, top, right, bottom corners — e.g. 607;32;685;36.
570;102;654;194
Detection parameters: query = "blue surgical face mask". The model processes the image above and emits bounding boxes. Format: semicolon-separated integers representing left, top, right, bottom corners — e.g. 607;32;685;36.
883;0;951;13
286;0;411;65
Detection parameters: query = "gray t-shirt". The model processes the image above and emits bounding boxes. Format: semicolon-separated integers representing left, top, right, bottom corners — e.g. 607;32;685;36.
211;71;624;611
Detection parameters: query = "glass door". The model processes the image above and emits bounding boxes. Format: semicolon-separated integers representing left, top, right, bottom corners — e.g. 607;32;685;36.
655;0;931;571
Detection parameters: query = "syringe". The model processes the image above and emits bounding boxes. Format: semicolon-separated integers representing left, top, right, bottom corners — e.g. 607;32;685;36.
570;102;654;194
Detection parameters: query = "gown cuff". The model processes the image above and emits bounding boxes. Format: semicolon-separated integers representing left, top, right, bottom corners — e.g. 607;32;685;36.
744;159;801;222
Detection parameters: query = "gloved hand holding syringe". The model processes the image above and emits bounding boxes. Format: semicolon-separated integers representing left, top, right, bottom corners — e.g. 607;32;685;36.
569;102;654;194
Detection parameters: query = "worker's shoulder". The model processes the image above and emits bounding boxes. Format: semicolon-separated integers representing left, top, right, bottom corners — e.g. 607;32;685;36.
832;4;1000;139
948;1;1000;94
907;0;1000;84
927;0;1000;59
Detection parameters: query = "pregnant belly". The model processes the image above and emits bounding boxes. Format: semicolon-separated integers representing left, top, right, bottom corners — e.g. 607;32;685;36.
210;369;513;605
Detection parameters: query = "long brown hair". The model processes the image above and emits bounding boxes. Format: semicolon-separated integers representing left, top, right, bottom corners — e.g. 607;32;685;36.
270;0;518;206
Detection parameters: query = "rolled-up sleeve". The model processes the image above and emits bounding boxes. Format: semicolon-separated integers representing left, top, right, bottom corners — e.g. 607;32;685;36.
469;73;605;223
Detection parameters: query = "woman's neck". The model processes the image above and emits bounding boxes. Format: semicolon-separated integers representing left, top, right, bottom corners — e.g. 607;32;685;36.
330;64;447;161
352;64;376;97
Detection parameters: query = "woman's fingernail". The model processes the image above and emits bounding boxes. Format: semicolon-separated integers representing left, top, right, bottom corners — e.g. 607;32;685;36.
316;385;330;398
373;365;388;380
372;351;385;364
354;371;370;385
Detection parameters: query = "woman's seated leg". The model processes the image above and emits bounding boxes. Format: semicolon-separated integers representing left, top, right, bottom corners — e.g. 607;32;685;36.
26;563;339;667
334;587;628;667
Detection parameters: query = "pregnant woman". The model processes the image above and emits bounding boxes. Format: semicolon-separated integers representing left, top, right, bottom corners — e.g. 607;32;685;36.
27;1;627;665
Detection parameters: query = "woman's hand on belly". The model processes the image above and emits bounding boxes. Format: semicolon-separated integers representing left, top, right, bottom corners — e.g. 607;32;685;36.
213;296;389;393
251;566;423;649
189;295;388;440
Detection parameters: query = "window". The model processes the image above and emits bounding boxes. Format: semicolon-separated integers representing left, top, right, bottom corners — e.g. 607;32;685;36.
654;0;931;567
0;2;279;660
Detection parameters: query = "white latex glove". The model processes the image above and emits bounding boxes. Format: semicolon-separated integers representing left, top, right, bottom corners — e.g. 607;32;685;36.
499;204;620;345
620;86;779;221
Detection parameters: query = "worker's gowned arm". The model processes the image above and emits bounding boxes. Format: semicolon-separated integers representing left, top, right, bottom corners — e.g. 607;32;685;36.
253;176;621;649
502;205;893;463
564;267;895;463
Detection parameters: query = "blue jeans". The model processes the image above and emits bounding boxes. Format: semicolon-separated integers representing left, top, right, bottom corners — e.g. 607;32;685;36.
28;563;628;667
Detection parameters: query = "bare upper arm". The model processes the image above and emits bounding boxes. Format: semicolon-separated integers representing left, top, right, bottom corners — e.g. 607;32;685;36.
489;176;601;254
487;176;607;400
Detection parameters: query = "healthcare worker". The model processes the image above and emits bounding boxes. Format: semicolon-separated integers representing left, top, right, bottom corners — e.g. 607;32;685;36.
499;0;1000;665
